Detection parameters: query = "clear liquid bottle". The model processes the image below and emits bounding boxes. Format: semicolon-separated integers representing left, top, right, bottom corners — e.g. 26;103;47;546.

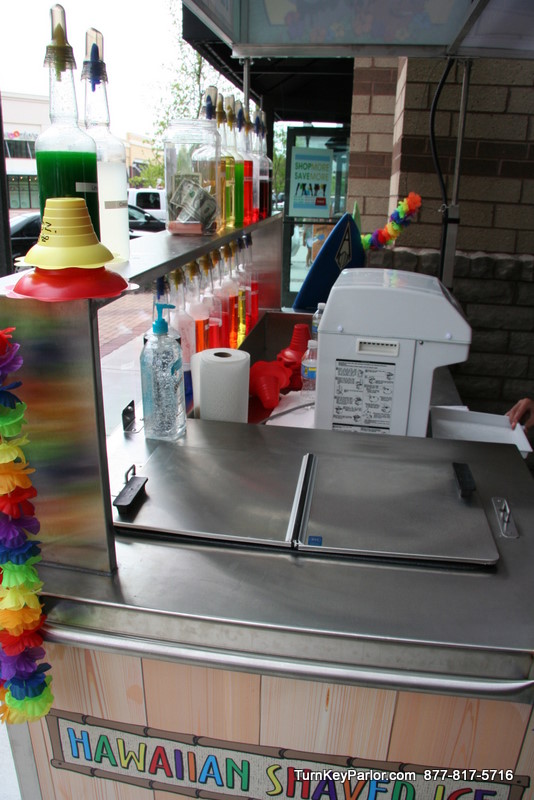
170;268;196;365
82;27;129;261
216;94;235;229
261;111;274;217
301;340;318;405
36;5;100;237
140;302;186;441
311;302;326;340
192;87;225;231
254;108;270;221
246;110;260;223
170;268;195;409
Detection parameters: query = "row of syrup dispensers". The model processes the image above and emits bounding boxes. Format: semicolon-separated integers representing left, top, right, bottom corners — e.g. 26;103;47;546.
147;233;322;417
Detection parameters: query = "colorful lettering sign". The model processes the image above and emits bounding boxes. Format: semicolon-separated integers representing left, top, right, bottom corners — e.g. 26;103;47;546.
46;710;529;799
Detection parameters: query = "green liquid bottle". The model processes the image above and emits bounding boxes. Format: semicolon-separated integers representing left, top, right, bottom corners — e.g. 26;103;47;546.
36;5;100;237
225;96;244;228
234;160;245;228
36;149;99;236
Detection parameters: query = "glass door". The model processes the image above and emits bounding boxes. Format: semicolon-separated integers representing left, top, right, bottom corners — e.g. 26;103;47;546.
280;126;349;308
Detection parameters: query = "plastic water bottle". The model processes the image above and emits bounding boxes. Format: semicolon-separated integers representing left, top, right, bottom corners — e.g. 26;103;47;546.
301;340;318;405
140;303;186;441
311;302;325;340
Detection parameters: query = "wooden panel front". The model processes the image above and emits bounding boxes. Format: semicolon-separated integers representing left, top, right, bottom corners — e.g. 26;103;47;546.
388;691;531;770
20;643;534;800
142;660;261;743
259;676;396;758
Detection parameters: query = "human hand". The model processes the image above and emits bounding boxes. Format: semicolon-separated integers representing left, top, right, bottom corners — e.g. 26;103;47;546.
506;398;534;431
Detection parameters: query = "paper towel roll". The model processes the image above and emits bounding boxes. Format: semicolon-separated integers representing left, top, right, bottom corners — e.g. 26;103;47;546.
191;348;250;423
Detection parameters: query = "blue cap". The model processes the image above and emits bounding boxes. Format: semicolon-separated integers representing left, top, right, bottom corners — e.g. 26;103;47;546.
153;302;175;335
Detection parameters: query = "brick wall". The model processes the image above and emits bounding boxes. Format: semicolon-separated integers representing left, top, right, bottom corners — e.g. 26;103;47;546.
393;58;534;254
348;58;397;234
350;57;534;416
366;246;534;417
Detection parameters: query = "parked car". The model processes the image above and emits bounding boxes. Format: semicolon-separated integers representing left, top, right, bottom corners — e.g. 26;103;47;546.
10;205;166;267
127;188;167;222
127;204;166;235
9;212;42;264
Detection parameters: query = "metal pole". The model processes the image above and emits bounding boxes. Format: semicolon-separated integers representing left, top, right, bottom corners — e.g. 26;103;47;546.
452;59;472;205
441;59;472;288
243;57;251;117
0;95;13;276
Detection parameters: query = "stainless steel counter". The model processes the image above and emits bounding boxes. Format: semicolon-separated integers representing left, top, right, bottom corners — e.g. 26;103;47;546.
42;418;534;702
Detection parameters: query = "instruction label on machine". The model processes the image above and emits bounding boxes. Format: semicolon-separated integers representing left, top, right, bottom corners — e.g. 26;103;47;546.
332;359;395;433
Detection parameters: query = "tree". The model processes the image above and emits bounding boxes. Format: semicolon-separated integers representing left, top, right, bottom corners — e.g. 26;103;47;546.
151;1;244;155
130;158;165;189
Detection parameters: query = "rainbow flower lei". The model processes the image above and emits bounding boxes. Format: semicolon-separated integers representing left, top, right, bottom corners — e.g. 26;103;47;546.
0;327;53;724
361;192;422;251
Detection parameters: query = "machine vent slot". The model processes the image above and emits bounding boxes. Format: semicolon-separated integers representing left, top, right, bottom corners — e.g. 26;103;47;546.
356;337;399;357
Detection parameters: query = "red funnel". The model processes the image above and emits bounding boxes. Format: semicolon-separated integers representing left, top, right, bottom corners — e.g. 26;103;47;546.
289;323;310;353
249;360;292;410
277;323;311;391
14;267;128;302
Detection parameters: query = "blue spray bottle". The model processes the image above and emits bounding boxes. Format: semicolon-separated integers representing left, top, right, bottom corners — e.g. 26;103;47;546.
140;302;186;441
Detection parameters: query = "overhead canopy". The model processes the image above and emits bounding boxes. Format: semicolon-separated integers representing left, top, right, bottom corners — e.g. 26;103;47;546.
182;6;354;124
182;0;534;124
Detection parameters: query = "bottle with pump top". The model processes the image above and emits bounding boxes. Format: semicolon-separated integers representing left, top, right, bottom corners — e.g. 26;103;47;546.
215;94;235;229
192;87;225;231
169;268;195;409
225;96;244;228
234;100;254;226
254;108;270;220
144;276;180;346
140;302;186;442
82;27;129;262
36;4;100;237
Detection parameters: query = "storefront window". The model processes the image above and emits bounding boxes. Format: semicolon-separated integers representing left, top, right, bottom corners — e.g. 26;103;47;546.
4;139;33;158
29;176;39;208
280;126;349;307
8;176;40;210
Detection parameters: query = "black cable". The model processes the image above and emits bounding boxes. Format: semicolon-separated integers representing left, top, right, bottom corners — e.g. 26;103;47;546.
429;58;456;279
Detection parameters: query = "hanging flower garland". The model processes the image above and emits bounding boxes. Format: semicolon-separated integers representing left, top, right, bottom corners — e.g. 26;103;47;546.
0;327;53;724
361;192;422;251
